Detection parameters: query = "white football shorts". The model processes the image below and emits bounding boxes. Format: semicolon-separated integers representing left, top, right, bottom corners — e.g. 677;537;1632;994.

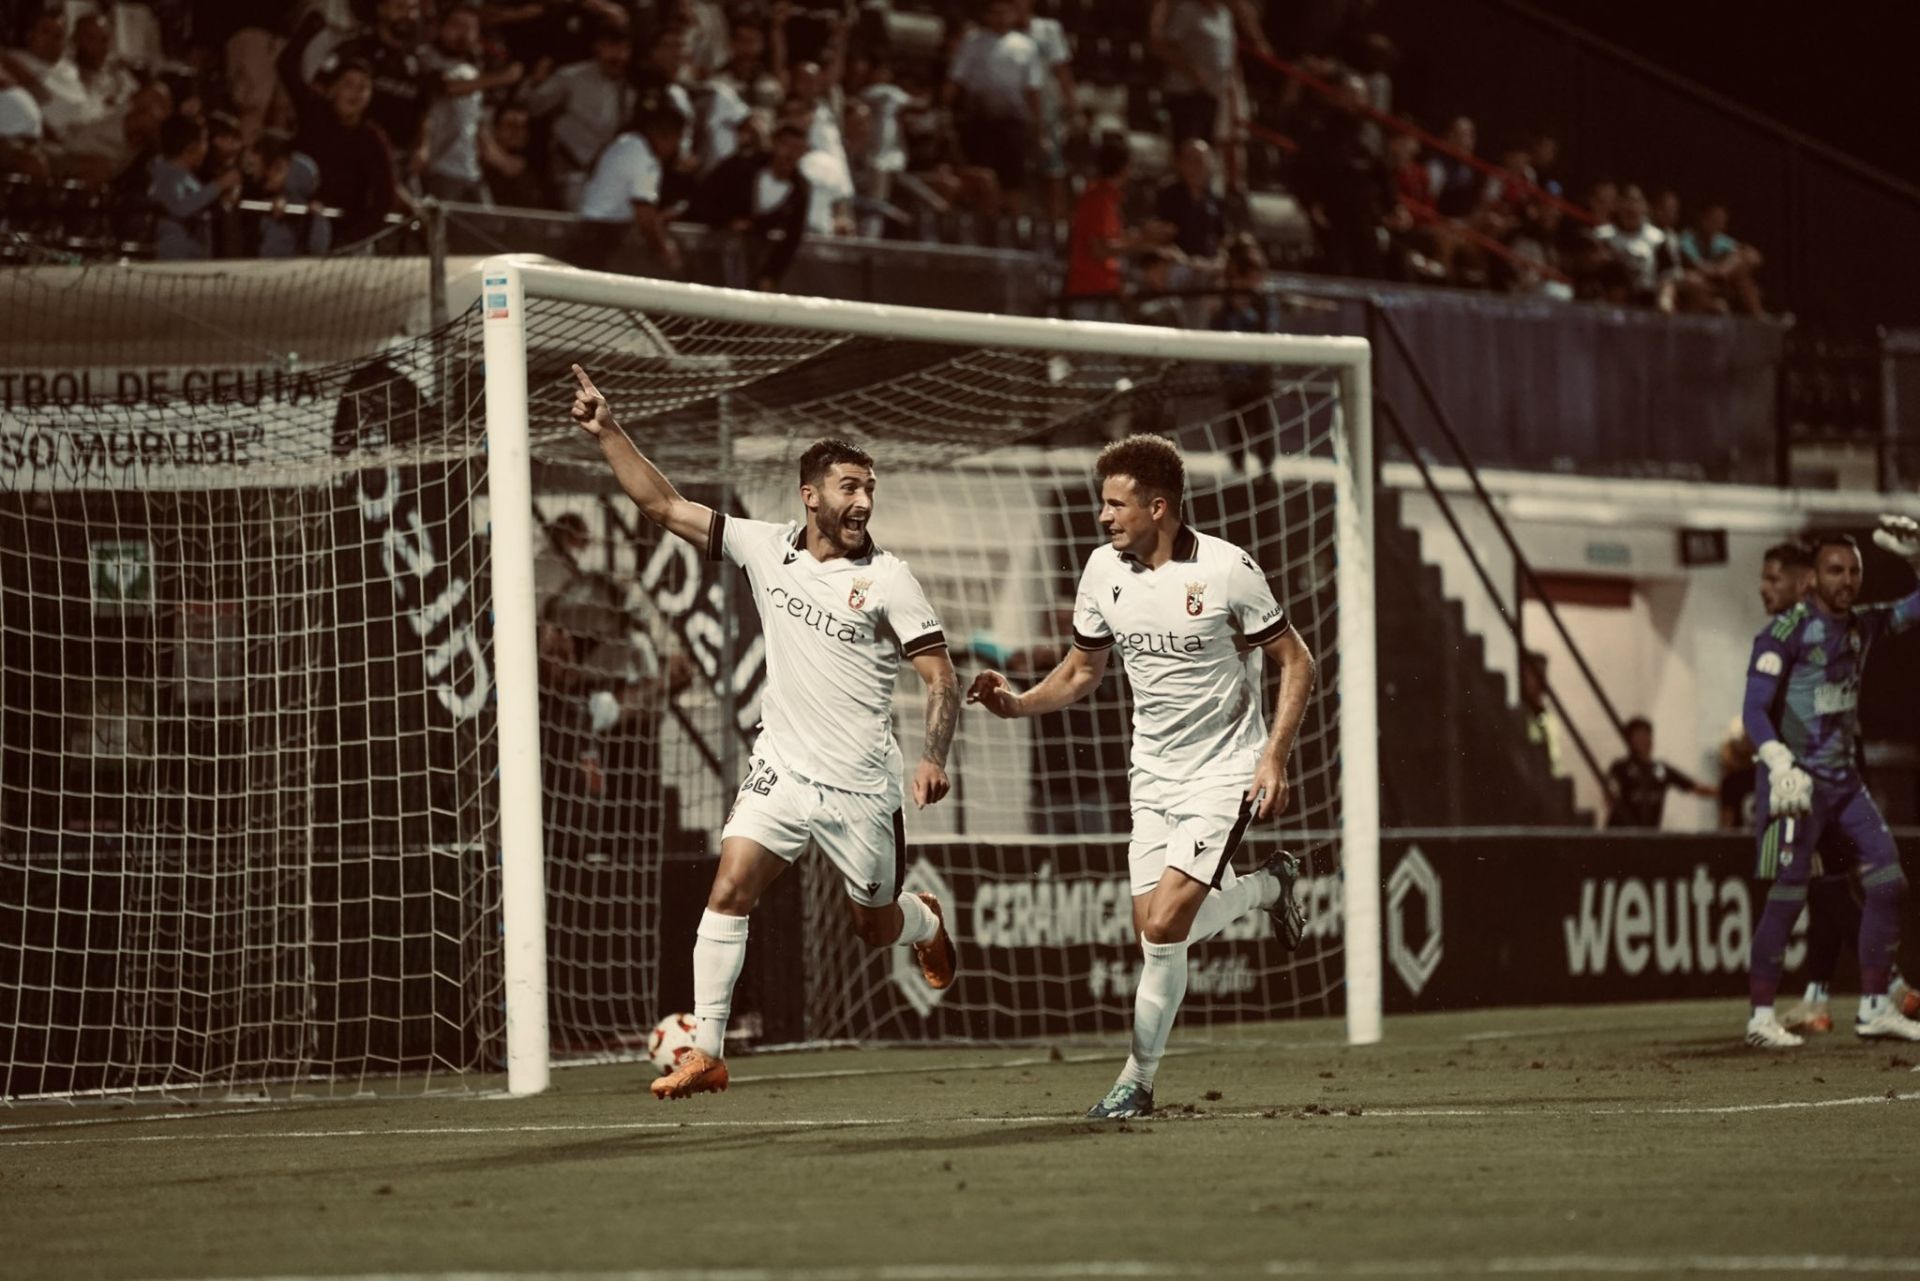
721;753;906;907
1127;770;1257;898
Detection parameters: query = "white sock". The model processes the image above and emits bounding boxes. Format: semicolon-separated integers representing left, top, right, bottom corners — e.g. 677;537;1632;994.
691;909;750;1057
1859;994;1889;1021
1751;1005;1775;1023
894;892;939;946
1189;873;1269;944
1805;981;1830;1004
1118;939;1189;1089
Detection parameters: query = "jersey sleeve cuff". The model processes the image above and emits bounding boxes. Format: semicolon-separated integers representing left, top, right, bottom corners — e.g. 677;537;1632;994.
1244;617;1290;647
901;630;948;660
1072;628;1114;652
705;510;727;562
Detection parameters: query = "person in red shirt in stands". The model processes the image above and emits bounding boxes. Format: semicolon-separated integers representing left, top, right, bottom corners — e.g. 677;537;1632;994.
1063;133;1149;321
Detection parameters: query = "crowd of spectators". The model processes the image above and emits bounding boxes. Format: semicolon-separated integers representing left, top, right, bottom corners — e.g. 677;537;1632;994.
0;0;1766;317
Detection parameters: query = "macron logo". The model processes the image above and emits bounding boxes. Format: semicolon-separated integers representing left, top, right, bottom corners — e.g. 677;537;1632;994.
1112;586;1122;602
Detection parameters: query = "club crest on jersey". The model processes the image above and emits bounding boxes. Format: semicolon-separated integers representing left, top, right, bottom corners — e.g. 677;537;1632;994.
848;576;873;611
1185;582;1206;617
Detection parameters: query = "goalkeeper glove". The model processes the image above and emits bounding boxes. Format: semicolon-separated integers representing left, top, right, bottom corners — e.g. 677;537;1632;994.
1756;740;1813;819
1873;513;1920;562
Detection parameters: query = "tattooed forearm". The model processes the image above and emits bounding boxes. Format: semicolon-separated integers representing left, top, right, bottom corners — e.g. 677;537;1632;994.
923;678;960;768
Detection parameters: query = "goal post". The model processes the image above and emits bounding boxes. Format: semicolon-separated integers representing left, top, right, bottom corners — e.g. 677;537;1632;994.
479;254;1382;1085
0;253;1378;1104
480;263;550;1096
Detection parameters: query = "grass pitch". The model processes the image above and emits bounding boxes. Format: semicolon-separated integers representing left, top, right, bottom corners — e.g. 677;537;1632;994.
4;1000;1918;1281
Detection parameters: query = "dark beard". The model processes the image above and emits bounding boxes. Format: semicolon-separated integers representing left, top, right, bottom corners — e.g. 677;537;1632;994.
819;507;864;553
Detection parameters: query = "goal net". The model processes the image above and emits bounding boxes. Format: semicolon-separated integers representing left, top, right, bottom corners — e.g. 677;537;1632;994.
0;256;1376;1101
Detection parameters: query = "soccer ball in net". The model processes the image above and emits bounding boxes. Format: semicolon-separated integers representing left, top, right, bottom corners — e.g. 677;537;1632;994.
647;1014;699;1075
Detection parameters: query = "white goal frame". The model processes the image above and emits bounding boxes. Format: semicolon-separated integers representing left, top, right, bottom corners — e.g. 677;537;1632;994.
478;254;1380;1096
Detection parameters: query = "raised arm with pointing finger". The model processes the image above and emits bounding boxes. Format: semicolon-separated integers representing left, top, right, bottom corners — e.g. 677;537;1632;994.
569;362;963;1105
569;363;715;552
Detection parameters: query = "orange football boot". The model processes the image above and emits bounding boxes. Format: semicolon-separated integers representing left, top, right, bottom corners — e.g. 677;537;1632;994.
913;892;958;990
649;1048;730;1100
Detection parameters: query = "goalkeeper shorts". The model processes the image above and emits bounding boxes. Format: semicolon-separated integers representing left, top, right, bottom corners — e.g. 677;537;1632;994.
1126;770;1256;898
721;753;906;908
1753;773;1897;884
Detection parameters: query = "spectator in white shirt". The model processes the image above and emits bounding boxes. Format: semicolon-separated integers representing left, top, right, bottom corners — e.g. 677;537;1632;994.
11;9;139;180
0;8;66;89
667;0;732;80
855;53;918;183
1595;185;1679;309
1148;0;1267;193
1014;0;1078;222
945;0;1044;218
778;92;852;237
522;23;635;212
573;96;688;273
419;4;524;204
692;78;752;174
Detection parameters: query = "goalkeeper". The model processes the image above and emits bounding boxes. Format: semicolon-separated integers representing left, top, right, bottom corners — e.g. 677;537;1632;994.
1741;517;1920;1048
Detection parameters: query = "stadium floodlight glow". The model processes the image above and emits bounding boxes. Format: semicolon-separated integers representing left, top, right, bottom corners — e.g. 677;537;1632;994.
0;255;1378;1104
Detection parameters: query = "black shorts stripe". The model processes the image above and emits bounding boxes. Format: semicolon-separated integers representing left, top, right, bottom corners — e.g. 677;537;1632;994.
1072;628;1114;652
704;509;728;561
1209;798;1255;890
1244;617;1290;647
902;630;948;659
891;809;907;902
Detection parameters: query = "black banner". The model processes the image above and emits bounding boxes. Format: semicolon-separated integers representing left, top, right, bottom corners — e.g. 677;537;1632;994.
814;835;1344;1042
794;830;1920;1042
1378;832;1920;1012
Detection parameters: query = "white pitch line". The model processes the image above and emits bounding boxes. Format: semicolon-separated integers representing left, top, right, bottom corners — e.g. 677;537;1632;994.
6;1091;1915;1149
0;1105;290;1134
130;1255;1920;1281
0;1117;904;1147
0;1021;1720;1129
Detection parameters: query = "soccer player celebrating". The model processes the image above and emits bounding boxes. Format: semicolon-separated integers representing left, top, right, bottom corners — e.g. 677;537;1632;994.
1742;517;1920;1049
967;434;1310;1119
569;365;961;1099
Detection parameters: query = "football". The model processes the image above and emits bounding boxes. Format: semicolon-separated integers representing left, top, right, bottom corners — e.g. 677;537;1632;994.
647;1013;699;1075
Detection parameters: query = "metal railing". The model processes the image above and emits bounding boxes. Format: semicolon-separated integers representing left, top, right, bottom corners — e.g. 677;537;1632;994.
1368;301;1629;804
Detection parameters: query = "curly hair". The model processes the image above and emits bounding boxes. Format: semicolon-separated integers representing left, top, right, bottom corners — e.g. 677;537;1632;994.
1094;434;1184;513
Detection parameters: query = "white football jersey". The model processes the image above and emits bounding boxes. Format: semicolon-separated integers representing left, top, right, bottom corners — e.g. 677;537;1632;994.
1071;525;1290;784
711;514;946;794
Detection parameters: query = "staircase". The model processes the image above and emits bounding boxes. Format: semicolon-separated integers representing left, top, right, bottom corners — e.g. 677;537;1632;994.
1374;487;1582;826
